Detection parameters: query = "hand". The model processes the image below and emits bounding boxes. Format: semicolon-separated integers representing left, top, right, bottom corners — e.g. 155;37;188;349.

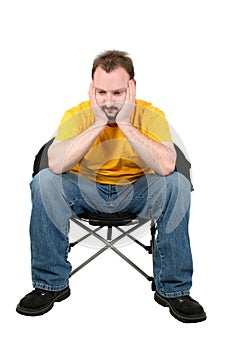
88;81;108;126
115;80;136;125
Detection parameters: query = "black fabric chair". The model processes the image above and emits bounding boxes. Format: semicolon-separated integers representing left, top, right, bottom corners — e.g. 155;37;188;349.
32;138;193;287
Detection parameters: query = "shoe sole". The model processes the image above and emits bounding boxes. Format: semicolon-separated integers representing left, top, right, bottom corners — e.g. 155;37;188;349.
16;288;71;316
154;292;207;323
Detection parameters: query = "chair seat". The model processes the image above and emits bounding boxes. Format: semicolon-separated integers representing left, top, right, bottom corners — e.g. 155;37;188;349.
79;212;138;227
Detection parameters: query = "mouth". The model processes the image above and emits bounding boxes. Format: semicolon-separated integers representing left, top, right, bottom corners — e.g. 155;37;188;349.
102;106;119;119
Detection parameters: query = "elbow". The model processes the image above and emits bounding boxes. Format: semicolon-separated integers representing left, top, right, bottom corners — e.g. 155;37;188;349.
165;162;176;176
48;167;62;175
163;167;175;177
47;146;64;174
48;154;64;175
48;160;63;175
157;161;176;177
160;150;177;176
48;155;71;175
160;143;177;176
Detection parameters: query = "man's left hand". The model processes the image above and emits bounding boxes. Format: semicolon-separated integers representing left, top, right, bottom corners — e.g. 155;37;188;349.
116;80;136;125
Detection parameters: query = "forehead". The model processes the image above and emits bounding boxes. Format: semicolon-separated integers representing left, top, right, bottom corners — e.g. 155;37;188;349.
93;66;129;90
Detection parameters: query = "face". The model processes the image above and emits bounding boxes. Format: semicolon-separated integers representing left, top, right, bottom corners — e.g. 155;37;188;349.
93;66;130;120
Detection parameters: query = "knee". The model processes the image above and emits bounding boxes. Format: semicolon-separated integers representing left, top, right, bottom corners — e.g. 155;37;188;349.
161;172;191;233
164;172;191;213
30;169;62;195
166;172;191;196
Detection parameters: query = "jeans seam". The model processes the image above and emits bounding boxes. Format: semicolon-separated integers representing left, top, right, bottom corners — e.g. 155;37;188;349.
155;239;165;295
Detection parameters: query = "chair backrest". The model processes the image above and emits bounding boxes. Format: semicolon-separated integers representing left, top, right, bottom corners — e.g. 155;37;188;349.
32;137;54;178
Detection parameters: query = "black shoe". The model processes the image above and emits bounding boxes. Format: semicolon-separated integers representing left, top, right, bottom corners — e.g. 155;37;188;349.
16;286;70;316
154;292;206;323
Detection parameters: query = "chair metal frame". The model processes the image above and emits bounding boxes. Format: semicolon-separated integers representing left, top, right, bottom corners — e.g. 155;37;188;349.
69;213;157;286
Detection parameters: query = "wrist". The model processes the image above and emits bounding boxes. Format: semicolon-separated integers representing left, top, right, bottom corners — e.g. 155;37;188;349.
117;122;133;129
91;120;107;130
117;122;135;135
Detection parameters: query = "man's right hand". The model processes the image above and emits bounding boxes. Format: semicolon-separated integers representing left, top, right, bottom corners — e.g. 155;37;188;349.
89;81;108;126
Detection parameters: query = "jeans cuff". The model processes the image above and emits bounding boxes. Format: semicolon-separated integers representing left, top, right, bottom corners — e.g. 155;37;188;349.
157;289;190;298
33;281;69;292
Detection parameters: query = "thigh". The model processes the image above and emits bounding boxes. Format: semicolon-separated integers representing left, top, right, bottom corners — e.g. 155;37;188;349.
62;172;111;214
120;173;189;219
116;174;167;218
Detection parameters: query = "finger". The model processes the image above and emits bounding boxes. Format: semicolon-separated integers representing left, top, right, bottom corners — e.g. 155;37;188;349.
88;81;94;98
128;80;135;104
89;82;98;106
125;81;132;104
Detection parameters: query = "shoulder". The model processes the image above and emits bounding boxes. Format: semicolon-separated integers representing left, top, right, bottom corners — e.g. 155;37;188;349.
134;100;172;142
60;100;92;124
135;99;166;118
64;100;91;117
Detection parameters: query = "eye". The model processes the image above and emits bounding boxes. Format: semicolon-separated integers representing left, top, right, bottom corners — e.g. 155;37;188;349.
113;90;124;96
97;90;106;95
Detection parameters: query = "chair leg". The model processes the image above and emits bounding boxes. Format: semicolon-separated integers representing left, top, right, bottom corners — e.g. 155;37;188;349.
107;226;112;241
150;219;157;290
69;246;108;277
110;245;154;282
69;217;156;284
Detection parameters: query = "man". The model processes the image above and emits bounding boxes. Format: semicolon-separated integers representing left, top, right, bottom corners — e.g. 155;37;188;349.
16;50;206;322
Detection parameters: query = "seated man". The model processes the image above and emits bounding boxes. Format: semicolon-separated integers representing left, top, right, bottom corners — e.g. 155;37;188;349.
16;50;206;323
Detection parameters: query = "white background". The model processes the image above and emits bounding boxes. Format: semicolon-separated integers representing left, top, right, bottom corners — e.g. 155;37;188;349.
1;0;232;348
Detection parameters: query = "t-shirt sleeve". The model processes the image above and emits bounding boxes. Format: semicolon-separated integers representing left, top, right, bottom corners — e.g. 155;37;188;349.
145;108;173;143
133;102;173;143
54;102;94;141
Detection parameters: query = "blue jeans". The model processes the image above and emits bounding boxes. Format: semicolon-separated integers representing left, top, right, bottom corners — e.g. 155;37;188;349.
30;169;193;298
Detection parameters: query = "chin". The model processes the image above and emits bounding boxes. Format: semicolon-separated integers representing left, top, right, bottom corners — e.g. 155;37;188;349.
107;117;117;126
107;115;117;120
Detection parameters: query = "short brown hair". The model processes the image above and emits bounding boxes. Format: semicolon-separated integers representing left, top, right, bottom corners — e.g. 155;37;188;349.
91;50;135;79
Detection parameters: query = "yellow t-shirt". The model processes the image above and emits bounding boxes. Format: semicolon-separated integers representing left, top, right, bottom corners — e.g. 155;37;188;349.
55;100;173;184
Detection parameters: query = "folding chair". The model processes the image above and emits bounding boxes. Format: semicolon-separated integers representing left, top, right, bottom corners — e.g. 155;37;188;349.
68;212;156;288
32;138;193;291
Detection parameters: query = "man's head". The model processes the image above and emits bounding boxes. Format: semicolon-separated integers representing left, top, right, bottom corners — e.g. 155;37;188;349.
91;50;135;120
91;50;135;80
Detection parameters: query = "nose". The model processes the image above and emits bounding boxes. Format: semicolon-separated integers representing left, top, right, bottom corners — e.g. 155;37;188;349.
105;92;114;106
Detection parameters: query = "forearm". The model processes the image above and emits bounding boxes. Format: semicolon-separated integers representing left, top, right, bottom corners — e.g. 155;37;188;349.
48;123;105;174
118;124;176;176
